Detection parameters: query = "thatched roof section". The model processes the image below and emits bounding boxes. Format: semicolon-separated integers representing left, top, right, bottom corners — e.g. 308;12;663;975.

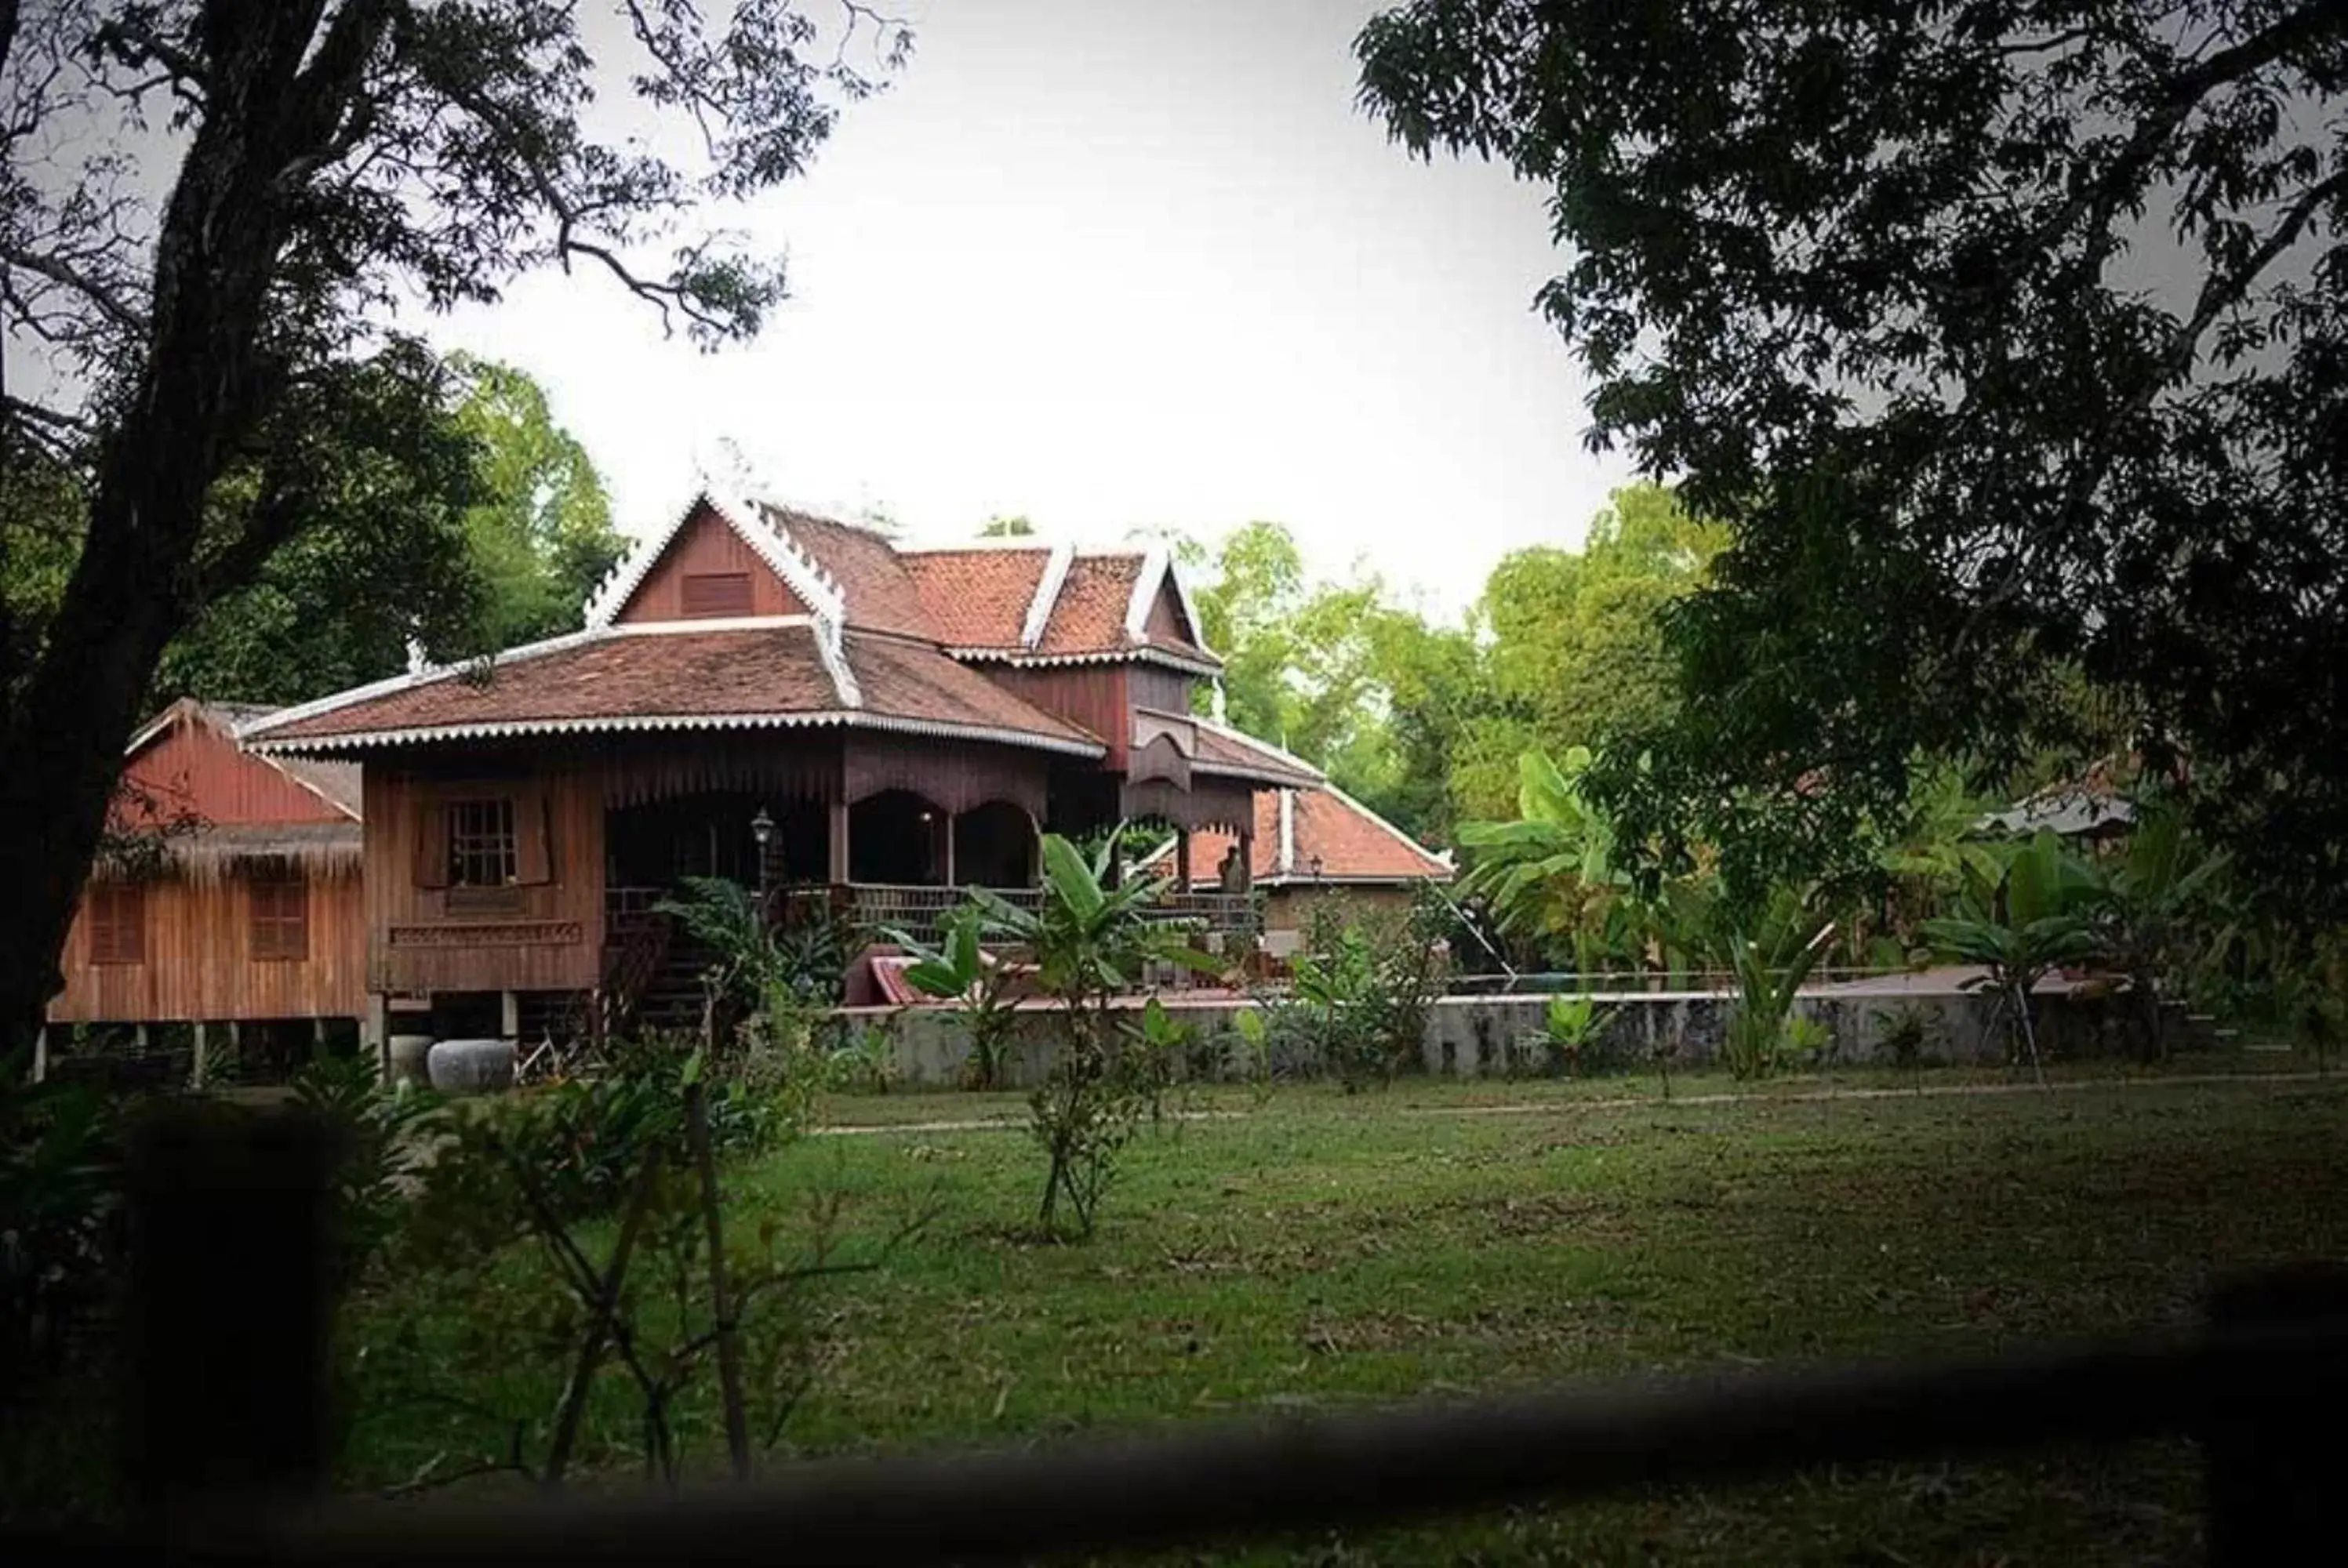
96;821;362;885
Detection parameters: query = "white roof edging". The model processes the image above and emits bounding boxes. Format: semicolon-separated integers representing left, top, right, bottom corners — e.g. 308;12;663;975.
244;708;1105;760
1022;542;1075;650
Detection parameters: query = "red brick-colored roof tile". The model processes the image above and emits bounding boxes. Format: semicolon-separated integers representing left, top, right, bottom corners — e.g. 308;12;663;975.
1190;720;1322;788
246;627;1098;753
761;506;940;640
1179;786;1450;886
841;633;1099;745
1035;555;1141;655
900;549;1050;648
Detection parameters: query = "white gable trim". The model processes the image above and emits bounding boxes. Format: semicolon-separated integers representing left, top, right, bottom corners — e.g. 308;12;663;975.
944;645;1222;677
816;629;863;709
1123;546;1169;641
124;699;194;757
243;708;1104;759
233;626;614;742
1122;548;1209;653
1191;714;1326;783
1022;542;1075;649
583;488;847;630
1277;787;1296;877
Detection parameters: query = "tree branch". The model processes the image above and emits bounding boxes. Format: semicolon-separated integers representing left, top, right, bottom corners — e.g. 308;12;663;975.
2041;2;2348;285
2163;166;2348;384
1;394;90;435
88;13;211;96
561;238;723;338
0;241;148;333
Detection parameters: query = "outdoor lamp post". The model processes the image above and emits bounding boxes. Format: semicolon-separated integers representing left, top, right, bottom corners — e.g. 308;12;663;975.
750;806;774;906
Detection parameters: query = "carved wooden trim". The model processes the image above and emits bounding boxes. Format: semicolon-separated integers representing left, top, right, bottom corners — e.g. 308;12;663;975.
390;920;583;948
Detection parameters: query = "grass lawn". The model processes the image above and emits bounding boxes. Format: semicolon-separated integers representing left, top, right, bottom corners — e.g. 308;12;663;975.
345;1060;2348;1563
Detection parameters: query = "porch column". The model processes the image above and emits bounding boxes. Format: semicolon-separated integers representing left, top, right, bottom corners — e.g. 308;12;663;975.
32;1027;46;1084
1234;829;1254;891
191;1022;207;1091
500;989;521;1042
943;814;957;888
827;799;851;884
365;993;388;1080
1175;828;1192;893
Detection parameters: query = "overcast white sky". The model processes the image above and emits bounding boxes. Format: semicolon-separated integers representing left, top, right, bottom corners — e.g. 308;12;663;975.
427;0;1634;619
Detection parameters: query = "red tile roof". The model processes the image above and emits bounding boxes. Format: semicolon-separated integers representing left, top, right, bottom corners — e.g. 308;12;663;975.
1174;785;1451;886
1190;718;1323;788
841;633;1100;746
243;626;1100;754
761;506;941;640
900;549;1049;648
1035;555;1140;655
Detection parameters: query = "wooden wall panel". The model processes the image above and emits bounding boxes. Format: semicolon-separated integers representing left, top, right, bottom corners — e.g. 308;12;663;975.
1127;666;1196;717
47;868;366;1023
616;505;807;623
1143;579;1196;646
365;761;605;996
986;665;1131;769
122;714;347;827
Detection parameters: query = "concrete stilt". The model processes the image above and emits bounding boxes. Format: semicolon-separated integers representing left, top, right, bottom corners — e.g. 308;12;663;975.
191;1022;206;1090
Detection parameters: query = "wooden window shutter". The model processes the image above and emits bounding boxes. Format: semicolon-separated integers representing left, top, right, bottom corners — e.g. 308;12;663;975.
681;572;754;617
414;800;450;888
515;789;553;885
89;881;147;965
249;873;309;962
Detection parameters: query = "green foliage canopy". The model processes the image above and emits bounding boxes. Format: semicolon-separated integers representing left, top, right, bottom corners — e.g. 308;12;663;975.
154;355;623;706
1359;0;2348;909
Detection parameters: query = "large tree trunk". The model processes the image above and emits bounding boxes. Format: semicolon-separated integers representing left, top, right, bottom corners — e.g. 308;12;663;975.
0;9;331;1058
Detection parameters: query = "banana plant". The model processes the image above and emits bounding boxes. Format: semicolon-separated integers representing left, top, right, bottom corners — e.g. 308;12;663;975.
954;829;1219;1236
892;903;1023;1091
1457;747;1636;975
1921;829;2103;1083
2085;804;2230;1058
1713;888;1835;1079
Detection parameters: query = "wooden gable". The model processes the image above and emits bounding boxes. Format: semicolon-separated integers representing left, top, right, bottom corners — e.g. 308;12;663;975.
118;707;347;831
615;503;809;624
1142;574;1201;649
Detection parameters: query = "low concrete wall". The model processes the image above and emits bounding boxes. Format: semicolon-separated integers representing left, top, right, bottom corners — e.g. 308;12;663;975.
837;981;2136;1089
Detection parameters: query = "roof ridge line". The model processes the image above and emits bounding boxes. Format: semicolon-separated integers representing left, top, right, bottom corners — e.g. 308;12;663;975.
1022;541;1075;649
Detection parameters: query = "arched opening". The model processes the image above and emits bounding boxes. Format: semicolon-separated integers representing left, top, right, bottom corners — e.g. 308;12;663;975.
605;792;827;894
954;800;1037;888
849;789;948;885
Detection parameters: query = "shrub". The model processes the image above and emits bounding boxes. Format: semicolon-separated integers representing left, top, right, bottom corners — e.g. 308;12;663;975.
1286;891;1449;1091
376;1031;878;1491
823;1022;900;1095
289;1054;446;1296
1872;1004;1932;1070
1542;994;1616;1076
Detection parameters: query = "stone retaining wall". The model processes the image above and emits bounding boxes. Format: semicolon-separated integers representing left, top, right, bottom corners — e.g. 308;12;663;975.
837;985;2143;1089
